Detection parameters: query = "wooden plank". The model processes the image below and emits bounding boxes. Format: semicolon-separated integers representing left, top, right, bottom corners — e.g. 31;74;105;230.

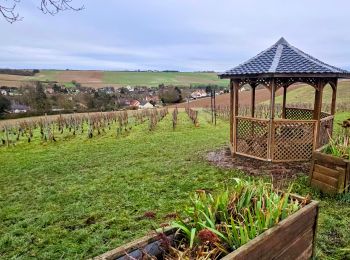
251;84;256;118
313;151;347;166
275;227;313;259
311;179;338;194
331;81;337;115
312;171;338;187
282;86;287;119
235;116;269;122
346;160;350;192
309;159;316;181
314;164;340;178
222;201;318;260
94;227;176;260
268;79;276;161
311;201;319;257
270;120;275;161
274;119;317;124
232;80;239;155
297;244;313;260
228;142;234;156
337;166;346;192
313;81;324;148
229;80;233;144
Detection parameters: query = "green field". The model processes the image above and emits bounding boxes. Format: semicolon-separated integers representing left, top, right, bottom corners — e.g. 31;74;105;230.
0;70;229;88
0;112;349;259
103;71;229;87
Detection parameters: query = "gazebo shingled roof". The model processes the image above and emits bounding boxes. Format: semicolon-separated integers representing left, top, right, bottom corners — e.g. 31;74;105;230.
219;37;350;78
219;37;349;162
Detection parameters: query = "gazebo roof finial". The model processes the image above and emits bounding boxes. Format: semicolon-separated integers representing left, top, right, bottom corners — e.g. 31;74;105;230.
276;37;288;45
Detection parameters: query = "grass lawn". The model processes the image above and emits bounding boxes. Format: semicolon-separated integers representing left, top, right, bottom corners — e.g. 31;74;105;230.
0;111;349;259
103;71;229;87
271;80;350;105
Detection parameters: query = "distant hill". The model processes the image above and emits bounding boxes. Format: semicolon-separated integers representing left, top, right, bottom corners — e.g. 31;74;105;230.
0;70;229;88
0;69;39;77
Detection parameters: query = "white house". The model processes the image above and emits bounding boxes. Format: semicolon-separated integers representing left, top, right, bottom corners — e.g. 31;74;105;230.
0;89;7;95
139;101;154;109
190;89;207;99
126;85;134;92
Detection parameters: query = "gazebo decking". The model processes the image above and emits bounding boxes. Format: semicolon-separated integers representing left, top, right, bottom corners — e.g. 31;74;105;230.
219;38;350;162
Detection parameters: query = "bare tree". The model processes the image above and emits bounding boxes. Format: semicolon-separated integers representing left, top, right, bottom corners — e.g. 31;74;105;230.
0;0;84;23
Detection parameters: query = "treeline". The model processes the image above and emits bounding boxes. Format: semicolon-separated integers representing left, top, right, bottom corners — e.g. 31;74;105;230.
0;69;40;76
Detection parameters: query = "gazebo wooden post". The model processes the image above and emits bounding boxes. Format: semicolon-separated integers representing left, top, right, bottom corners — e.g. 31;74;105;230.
229;79;234;147
313;80;325;149
251;83;256;118
282;85;287;119
331;80;338;115
231;79;239;155
268;79;276;161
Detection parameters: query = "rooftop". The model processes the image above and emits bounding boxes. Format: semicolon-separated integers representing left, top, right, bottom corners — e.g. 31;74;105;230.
219;37;350;78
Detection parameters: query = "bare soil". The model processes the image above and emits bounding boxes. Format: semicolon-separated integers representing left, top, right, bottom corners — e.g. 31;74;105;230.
174;84;302;108
207;147;310;185
56;70;103;83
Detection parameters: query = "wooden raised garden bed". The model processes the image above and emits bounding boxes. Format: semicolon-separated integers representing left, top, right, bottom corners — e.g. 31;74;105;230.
94;195;319;260
310;150;350;194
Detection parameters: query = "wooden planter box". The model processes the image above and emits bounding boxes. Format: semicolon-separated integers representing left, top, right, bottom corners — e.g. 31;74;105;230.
94;196;319;260
310;150;350;194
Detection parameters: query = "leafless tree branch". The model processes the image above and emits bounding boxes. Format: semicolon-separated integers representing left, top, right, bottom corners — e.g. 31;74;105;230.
0;0;22;23
0;0;84;23
39;0;84;16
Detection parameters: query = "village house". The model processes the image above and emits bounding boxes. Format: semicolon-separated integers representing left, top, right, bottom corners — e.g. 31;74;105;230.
0;89;7;95
130;99;140;108
11;103;30;113
145;95;160;104
126;85;134;92
139;101;154;109
190;89;207;99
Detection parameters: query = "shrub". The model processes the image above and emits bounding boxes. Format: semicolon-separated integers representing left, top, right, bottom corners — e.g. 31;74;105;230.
170;179;303;259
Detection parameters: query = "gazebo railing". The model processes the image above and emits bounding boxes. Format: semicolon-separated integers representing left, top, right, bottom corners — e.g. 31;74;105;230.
285;107;314;120
233;108;334;162
319;115;334;148
234;116;318;162
285;107;331;120
272;119;316;162
235;117;269;160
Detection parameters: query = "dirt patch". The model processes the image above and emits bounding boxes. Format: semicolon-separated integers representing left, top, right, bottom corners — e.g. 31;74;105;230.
56;70;103;84
207;148;310;185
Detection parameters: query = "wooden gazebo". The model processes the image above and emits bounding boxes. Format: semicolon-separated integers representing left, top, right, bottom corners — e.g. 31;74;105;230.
219;37;350;162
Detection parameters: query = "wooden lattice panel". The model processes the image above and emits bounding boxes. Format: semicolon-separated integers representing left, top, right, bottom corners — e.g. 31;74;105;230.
236;117;269;160
273;121;316;161
285;107;313;120
319;116;334;148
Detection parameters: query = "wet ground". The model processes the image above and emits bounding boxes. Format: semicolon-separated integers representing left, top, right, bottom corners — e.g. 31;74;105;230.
207;147;310;186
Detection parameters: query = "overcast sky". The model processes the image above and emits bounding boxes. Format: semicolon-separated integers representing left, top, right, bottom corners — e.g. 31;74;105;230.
1;0;350;71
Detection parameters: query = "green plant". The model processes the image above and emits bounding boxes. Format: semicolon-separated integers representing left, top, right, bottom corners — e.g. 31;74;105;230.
171;179;303;258
324;118;350;159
